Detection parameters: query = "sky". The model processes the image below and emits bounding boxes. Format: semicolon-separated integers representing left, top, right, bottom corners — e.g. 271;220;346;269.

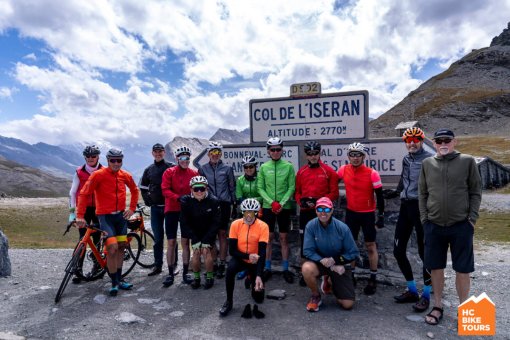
0;0;509;146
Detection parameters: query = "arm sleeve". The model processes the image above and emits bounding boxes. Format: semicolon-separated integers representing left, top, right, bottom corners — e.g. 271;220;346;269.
334;224;359;264
161;169;179;201
228;238;249;260
396;158;405;193
235;177;243;202
138;167;152;206
69;173;80;209
203;200;221;245
256;242;267;276
77;175;96;218
280;164;296;206
257;166;272;206
228;166;236;203
180;199;197;244
127;175;139;212
375;187;384;214
418;164;429;224
303;221;322;262
294;169;302;204
467;158;482;223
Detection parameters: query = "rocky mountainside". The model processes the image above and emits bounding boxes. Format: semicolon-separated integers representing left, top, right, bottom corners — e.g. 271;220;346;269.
0;155;71;197
370;22;510;138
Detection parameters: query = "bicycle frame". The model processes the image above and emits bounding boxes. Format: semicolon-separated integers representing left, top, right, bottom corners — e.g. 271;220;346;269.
77;225;107;269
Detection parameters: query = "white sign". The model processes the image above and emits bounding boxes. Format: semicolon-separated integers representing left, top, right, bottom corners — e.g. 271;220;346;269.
194;146;300;177
319;141;408;176
249;90;368;142
290;82;321;97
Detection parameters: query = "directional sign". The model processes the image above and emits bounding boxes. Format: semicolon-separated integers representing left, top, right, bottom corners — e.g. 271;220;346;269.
249;90;368;143
193;145;300;177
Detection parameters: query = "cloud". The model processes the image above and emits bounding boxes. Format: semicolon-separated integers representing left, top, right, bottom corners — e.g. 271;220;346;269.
0;87;17;100
0;0;509;145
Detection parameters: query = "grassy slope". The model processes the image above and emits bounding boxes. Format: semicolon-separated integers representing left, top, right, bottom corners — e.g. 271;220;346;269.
455;136;510;164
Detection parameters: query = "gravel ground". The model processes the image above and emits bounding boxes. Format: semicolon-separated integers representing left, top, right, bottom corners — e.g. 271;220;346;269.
0;243;509;340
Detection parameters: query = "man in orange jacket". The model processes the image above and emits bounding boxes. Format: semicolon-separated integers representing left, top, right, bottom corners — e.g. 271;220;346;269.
77;148;139;296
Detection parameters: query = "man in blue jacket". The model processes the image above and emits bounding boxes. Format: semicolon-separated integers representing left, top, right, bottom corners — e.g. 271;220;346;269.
302;197;359;312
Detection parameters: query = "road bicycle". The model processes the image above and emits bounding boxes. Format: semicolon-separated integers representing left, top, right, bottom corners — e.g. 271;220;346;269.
126;204;156;268
55;222;141;303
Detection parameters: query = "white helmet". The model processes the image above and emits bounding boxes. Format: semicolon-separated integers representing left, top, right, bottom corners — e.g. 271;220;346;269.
266;137;283;148
348;142;367;155
241;155;257;167
240;198;261;212
189;175;208;187
207;141;223;151
174;146;191;158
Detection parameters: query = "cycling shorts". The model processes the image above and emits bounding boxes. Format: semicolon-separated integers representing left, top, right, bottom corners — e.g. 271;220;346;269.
345;209;376;243
313;261;355;301
98;212;127;243
261;208;291;233
165;211;192;239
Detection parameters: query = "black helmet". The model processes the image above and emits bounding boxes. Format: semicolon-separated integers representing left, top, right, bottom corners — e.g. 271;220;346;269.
304;141;321;153
106;148;124;159
83;145;101;157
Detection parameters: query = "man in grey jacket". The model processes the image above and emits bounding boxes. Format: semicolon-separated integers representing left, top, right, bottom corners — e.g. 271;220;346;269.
418;128;482;326
198;141;236;279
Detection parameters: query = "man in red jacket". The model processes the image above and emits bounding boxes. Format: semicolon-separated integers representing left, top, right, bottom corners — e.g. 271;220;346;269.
295;141;339;286
77;148;139;296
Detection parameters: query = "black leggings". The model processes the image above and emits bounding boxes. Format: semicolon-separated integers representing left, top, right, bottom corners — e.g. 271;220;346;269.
393;200;431;285
226;257;257;302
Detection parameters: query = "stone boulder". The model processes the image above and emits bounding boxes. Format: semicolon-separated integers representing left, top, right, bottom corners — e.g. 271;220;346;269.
0;229;12;277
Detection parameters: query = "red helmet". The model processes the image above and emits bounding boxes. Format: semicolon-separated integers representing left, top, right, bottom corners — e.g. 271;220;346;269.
402;127;425;140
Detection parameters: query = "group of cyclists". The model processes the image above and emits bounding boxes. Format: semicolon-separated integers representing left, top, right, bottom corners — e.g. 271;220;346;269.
68;127;433;316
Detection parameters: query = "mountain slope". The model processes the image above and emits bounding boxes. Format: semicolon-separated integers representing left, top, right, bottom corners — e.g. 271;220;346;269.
370;23;510;138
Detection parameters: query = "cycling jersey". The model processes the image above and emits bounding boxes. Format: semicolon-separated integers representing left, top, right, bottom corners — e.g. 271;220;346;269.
139;159;174;206
257;158;296;209
397;147;433;200
70;163;103;209
229;218;269;263
161;165;198;213
198;160;235;203
77;167;139;217
338;164;382;212
295;160;339;211
235;175;262;203
180;194;221;246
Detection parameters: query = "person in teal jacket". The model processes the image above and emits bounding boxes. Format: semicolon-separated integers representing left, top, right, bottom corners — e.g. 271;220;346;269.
257;137;296;284
235;155;262;281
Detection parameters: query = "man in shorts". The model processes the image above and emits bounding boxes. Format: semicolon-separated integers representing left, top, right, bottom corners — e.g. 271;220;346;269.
302;197;359;312
419;129;481;325
77;148;139;296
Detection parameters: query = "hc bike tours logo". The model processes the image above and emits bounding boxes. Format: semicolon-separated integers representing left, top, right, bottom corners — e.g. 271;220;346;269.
458;292;495;336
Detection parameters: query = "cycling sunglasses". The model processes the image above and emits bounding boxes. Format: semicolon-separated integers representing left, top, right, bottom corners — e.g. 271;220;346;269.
434;138;453;145
404;137;423;143
192;186;206;192
85;155;98;159
306;151;320;156
316;207;332;213
178;156;190;161
108;158;122;163
348;152;364;158
209;149;222;155
269;148;282;152
244;165;255;169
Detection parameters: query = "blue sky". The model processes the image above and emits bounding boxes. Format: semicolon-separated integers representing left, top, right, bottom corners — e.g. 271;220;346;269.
0;0;508;146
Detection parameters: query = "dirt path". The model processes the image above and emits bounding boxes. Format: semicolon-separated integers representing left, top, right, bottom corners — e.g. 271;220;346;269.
0;243;509;340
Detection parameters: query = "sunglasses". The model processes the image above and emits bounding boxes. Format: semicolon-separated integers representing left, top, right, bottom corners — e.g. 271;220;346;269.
244;165;255;169
243;211;256;215
192;186;206;192
179;156;190;161
306;151;320;156
348;152;364;158
269;148;282;152
404;137;423;144
316;207;332;213
209;149;222;155
435;138;453;145
108;158;122;163
85;155;98;159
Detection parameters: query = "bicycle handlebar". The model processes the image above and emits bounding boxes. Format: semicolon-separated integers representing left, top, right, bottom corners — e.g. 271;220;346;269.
63;220;106;236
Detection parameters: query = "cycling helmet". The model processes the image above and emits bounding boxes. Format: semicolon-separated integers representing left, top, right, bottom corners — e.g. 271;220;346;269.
106;148;124;159
174;146;191;157
347;142;367;155
402;127;425;140
266;137;283;148
83;145;100;157
304;141;321;152
240;198;261;212
207;141;223;151
189;175;208;187
241;155;257;167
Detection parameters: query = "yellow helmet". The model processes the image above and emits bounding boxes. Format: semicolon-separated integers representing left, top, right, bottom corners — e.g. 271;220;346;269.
402;127;425;140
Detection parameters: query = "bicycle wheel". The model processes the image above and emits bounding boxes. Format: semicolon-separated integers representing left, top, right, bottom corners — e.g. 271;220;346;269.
55;243;84;303
79;238;106;281
121;232;141;278
136;230;156;268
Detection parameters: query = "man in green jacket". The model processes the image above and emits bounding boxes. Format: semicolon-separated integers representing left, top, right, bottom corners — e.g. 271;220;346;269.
418;128;482;326
257;137;296;283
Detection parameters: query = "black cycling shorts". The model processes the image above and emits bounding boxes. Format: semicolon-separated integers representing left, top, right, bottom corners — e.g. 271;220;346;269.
313;261;355;301
261;208;291;233
345;209;376;243
165;211;192;239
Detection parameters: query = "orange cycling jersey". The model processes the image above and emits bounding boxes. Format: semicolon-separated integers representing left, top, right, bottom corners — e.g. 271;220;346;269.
77;167;139;217
338;164;382;212
229;218;269;263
